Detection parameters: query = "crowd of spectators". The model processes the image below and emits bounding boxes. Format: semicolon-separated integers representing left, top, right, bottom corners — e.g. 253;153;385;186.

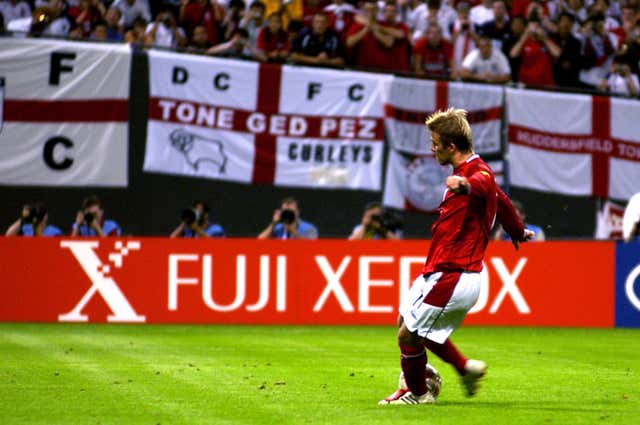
1;0;639;93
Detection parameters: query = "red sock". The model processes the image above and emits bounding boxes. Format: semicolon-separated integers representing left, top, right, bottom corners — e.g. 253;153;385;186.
424;339;468;376
399;345;427;396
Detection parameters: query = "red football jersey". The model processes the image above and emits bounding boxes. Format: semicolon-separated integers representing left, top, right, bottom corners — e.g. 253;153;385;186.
422;155;524;274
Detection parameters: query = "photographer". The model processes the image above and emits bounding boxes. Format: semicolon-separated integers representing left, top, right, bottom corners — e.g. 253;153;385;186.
170;201;225;238
348;202;402;240
258;197;318;239
71;195;121;237
144;8;186;48
5;202;62;237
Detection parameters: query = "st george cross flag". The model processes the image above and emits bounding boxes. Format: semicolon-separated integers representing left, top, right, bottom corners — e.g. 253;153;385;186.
382;77;504;211
507;88;640;200
0;38;130;186
144;50;389;191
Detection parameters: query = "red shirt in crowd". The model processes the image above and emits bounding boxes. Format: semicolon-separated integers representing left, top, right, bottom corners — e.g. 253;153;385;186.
387;21;411;73
518;38;555;86
422;155;524;274
181;2;224;45
413;37;453;78
256;27;290;55
345;21;392;71
511;0;550;18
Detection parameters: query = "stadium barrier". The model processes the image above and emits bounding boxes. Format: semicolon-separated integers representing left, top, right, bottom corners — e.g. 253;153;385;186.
2;238;636;328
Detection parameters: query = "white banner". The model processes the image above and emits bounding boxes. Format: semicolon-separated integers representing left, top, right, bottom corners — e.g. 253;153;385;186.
507;88;640;199
0;38;130;186
144;50;388;190
383;78;503;155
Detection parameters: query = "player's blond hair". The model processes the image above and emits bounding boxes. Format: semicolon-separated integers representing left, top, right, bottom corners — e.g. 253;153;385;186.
425;108;473;153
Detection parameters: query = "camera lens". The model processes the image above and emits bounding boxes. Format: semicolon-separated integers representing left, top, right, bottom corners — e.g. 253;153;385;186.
84;212;94;224
280;209;296;225
181;208;197;225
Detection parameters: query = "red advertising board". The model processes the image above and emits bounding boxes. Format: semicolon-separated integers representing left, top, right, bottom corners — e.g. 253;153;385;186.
0;238;615;327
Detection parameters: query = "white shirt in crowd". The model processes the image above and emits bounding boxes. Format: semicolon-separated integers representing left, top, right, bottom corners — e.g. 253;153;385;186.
469;3;494;28
145;22;185;48
113;0;151;28
623;193;640;242
604;73;639;96
412;3;457;41
6;15;70;36
452;30;476;73
461;47;511;77
0;0;31;24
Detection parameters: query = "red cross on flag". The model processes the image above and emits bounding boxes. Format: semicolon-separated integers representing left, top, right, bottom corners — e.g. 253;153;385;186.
144;51;388;191
507;88;640;200
382;78;504;212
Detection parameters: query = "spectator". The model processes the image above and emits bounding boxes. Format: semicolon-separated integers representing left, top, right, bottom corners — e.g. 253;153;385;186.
502;14;526;81
206;27;264;58
470;0;494;28
170;201;225;238
90;19;108;40
611;3;638;45
459;34;511;82
345;0;394;70
222;0;245;41
555;0;587;27
589;0;621;31
262;0;302;30
450;1;477;77
258;197;318;239
70;0;105;38
579;13;617;87
552;12;583;87
104;6;124;41
623;191;640;242
145;8;186;48
413;24;455;78
398;0;427;35
599;54;639;95
0;0;31;26
240;0;266;48
324;0;356;36
256;12;290;62
302;0;326;27
413;0;456;41
12;1;72;37
509;18;559;86
290;12;345;66
477;0;510;50
112;0;151;29
187;24;212;50
348;202;401;240
179;0;225;47
5;203;62;237
494;200;545;241
71;195;121;237
124;15;147;43
512;0;551;21
380;1;411;73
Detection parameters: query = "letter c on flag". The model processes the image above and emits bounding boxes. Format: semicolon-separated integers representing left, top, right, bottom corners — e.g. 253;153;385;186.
43;137;74;170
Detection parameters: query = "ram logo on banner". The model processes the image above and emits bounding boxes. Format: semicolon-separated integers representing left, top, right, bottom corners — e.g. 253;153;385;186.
0;38;130;186
382;78;504;211
144;50;388;190
507;88;640;199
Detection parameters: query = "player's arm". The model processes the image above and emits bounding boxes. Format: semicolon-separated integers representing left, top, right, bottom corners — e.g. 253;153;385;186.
445;169;492;196
497;187;533;250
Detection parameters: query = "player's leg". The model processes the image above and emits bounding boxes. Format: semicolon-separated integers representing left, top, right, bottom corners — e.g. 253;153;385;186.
421;272;487;396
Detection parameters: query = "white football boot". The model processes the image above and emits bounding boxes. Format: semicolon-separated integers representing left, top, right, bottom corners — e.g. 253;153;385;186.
378;389;435;405
461;359;487;397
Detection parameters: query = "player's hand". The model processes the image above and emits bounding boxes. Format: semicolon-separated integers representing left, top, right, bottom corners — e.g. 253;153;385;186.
446;176;470;194
512;229;535;251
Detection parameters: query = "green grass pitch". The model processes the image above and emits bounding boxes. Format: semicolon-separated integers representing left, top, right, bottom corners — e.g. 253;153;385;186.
1;324;638;425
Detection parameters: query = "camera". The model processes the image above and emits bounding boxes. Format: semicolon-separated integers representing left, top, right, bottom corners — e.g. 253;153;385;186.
22;204;47;225
161;13;173;26
181;208;203;226
279;209;296;225
369;209;403;236
84;212;95;224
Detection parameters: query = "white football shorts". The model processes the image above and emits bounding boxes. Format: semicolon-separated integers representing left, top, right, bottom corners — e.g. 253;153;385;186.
399;271;481;344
